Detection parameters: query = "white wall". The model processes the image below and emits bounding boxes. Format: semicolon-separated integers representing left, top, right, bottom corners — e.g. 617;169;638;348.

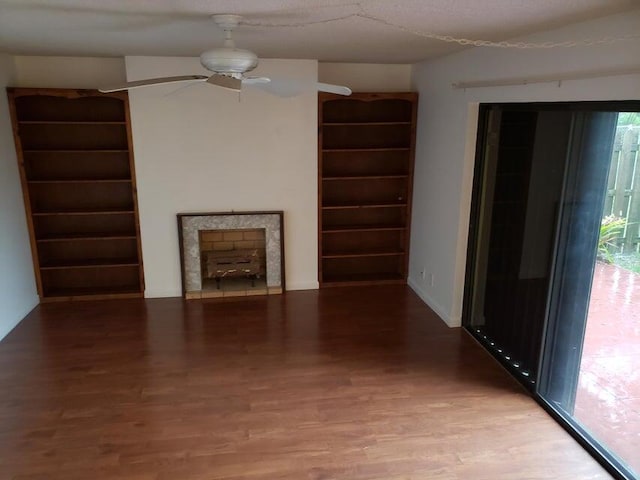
126;56;319;297
409;10;640;327
0;54;38;341
14;56;125;88
319;63;412;92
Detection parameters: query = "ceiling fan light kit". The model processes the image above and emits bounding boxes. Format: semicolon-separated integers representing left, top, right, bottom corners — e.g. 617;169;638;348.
99;13;351;97
199;48;258;74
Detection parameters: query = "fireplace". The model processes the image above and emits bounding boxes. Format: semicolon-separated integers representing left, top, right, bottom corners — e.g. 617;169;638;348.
178;212;284;299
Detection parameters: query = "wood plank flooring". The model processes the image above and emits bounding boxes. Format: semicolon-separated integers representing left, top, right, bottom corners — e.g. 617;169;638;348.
0;286;611;479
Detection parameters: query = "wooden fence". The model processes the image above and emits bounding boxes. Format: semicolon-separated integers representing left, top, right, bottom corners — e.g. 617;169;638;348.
603;125;640;253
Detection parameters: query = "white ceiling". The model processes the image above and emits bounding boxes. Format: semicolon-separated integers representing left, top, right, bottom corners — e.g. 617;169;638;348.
0;0;638;63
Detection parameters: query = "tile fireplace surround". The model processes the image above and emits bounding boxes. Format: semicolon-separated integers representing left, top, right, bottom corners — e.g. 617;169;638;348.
177;211;284;299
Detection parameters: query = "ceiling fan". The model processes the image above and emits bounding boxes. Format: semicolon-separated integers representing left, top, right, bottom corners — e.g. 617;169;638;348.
99;14;351;97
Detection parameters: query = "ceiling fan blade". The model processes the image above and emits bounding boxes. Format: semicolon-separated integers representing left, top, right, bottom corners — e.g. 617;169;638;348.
99;75;208;93
242;76;271;85
317;82;352;96
207;75;242;92
246;78;352;97
245;78;302;97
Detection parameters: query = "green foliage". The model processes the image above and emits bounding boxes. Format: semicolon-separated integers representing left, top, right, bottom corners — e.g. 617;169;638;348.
598;215;626;263
611;252;640;275
617;112;640;126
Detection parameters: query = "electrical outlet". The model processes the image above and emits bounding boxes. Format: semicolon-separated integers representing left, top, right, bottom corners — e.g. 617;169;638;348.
429;273;435;287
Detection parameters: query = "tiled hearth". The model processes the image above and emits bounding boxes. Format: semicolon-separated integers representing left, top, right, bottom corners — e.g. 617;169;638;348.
177;212;284;299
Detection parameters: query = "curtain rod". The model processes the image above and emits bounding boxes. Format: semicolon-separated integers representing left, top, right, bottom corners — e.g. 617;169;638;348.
452;66;640;89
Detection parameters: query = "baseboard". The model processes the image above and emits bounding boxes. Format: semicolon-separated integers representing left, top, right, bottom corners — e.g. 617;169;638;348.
144;280;320;298
144;288;181;299
0;294;38;342
407;277;459;327
285;281;319;291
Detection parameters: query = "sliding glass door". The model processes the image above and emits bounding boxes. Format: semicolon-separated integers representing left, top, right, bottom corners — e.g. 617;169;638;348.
464;102;640;480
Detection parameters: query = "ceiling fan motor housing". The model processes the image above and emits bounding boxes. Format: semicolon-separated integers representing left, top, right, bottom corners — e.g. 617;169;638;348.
200;47;258;74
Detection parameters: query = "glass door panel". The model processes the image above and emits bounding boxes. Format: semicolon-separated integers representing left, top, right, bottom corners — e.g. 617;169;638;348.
466;107;570;384
540;112;639;478
575;117;640;475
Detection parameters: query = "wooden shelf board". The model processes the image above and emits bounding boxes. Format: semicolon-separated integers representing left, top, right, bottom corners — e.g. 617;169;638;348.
40;259;140;270
323;175;408;181
322;251;405;259
322;122;412;126
322;148;410;153
32;209;135;216
321;273;405;286
322;225;406;233
28;179;132;184
322;203;408;210
23;149;129;153
18;121;126;125
41;288;142;302
37;234;137;243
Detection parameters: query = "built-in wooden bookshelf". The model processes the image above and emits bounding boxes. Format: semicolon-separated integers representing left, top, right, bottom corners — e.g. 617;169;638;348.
318;92;418;286
7;88;144;301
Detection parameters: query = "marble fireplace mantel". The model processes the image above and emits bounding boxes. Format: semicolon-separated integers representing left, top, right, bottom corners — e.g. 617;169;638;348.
177;211;285;298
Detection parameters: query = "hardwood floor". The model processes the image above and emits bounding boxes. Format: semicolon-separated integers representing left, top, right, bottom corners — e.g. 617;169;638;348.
0;286;610;479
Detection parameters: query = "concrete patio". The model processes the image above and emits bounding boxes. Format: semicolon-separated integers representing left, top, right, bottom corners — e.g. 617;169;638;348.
576;261;640;475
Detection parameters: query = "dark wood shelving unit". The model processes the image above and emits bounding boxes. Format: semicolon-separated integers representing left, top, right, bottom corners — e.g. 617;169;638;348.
318;92;418;287
7;88;144;302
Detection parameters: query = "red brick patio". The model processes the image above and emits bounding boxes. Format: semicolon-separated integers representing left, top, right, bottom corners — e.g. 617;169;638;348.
575;261;640;475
